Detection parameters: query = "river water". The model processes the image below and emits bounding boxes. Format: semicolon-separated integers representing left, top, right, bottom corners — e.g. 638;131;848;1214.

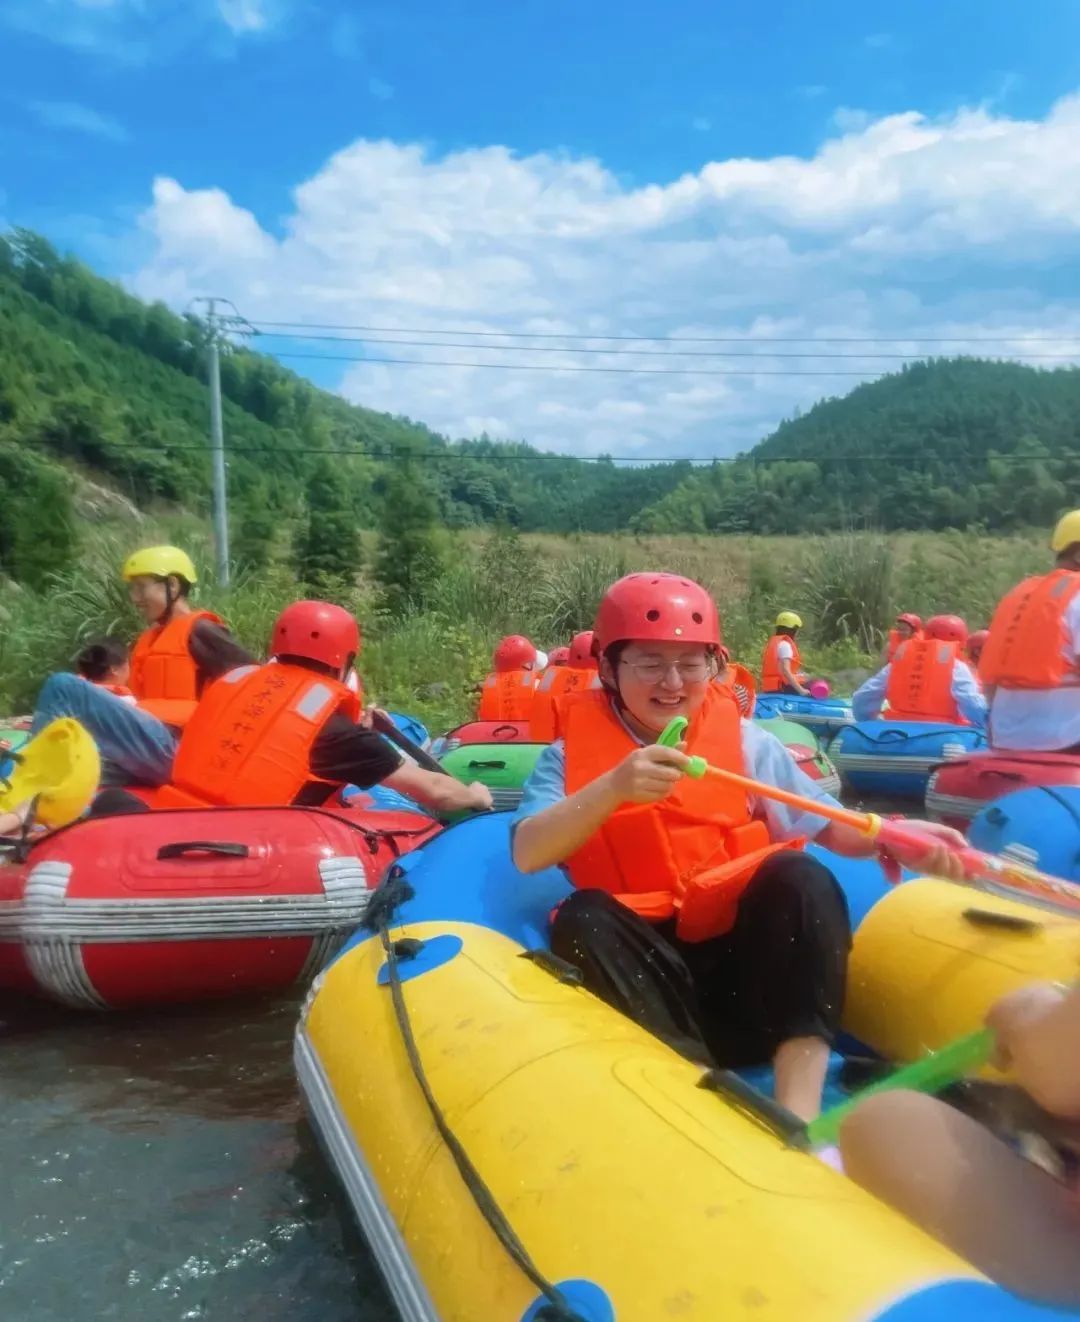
0;991;394;1321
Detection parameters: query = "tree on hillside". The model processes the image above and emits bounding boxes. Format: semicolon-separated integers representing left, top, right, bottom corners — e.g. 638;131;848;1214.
292;459;361;597
373;461;446;617
233;479;278;573
0;441;76;587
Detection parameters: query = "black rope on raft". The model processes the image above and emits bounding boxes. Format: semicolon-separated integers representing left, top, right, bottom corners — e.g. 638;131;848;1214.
370;876;586;1322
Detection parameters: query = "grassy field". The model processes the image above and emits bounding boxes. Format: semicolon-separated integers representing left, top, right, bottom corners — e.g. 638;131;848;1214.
0;522;1048;734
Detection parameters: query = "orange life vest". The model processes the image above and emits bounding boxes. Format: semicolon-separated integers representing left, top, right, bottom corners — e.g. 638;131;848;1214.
716;661;757;717
760;634;803;692
91;680;137;706
885;638;967;724
153;661;360;809
529;666;601;741
887;627;923;661
562;686;800;941
477;669;537;721
980;569;1080;691
129;610;224;727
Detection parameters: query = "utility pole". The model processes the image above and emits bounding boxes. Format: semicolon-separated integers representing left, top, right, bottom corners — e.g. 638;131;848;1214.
190;297;252;588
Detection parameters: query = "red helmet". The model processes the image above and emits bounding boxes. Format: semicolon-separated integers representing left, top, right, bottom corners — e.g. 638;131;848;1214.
592;572;721;655
272;600;360;671
895;612;923;633
548;646;571;667
568;630;598;669
966;629;990;661
493;635;538;673
925;614;968;645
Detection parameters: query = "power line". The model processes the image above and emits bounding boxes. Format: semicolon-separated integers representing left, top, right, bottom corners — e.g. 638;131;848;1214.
249;318;1080;346
248;330;1080;362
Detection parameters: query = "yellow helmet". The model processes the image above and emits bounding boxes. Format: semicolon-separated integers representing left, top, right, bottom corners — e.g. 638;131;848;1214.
0;718;101;829
121;545;198;585
1050;510;1080;555
775;611;803;629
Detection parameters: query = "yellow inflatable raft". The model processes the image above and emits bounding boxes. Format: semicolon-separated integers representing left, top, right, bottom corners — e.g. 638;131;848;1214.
296;815;1080;1321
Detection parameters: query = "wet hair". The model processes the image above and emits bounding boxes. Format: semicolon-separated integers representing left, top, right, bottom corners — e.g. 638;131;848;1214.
75;637;129;682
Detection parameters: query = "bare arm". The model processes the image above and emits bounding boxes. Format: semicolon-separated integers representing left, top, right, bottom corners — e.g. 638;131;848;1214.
383;762;493;815
989;982;1080;1117
778;654;809;696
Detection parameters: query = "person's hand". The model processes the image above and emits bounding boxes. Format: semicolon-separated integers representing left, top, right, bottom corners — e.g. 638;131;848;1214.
466;781;494;812
986;982;1066;1071
360;704;387;730
606;742;690;805
883;819;968;882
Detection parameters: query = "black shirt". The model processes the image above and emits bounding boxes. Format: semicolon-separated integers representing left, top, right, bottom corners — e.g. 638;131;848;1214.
188;620;258;692
293;713;404;806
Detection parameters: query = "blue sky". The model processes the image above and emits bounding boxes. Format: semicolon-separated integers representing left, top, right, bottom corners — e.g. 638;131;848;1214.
4;0;1080;457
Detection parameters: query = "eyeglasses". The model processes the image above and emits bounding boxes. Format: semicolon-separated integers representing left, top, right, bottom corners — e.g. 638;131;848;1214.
619;658;711;683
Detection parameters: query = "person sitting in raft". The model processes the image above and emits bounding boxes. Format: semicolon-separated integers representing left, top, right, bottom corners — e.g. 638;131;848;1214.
760;611;810;695
980;510;1080;754
31;546;254;787
75;638;137;705
966;628;989;672
715;645;756;717
529;631;601;741
477;635;542;721
111;600;491;817
881;612;923;664
851;614;987;727
510;571;965;1121
840;980;1080;1308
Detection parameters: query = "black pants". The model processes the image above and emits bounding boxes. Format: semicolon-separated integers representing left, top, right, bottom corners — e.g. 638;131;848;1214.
550;851;851;1067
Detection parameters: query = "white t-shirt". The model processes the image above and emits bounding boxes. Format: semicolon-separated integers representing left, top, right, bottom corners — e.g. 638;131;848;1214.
989;594;1080;751
776;639;795;664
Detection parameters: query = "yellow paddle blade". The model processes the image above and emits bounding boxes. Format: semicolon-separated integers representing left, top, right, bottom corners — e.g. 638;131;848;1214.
0;718;101;828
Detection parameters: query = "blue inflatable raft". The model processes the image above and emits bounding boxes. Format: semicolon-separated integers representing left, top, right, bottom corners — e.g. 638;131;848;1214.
753;692;853;739
828;720;988;799
969;785;1080;884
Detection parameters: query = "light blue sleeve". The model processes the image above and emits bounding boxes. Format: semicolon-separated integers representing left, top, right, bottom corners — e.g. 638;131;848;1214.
511;739;567;829
741;722;840;842
851;665;889;721
951;660;988;728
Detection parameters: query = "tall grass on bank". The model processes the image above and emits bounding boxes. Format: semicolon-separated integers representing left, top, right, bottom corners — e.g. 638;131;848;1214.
0;527;1049;730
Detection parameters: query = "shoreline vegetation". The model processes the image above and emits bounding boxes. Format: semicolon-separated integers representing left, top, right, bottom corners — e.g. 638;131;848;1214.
0;525;1046;732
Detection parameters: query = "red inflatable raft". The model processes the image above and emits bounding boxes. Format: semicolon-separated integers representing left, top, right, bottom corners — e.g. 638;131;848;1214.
439;720;530;751
0;803;439;1009
925;750;1080;832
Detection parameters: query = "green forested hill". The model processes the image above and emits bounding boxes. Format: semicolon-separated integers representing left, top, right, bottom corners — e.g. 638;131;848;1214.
2;227;1078;591
631;358;1080;534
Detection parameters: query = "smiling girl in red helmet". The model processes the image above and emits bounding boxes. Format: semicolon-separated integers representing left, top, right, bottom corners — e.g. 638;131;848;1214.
512;571;964;1119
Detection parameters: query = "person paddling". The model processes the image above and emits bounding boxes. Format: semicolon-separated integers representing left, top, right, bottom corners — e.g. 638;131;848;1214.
511;572;964;1120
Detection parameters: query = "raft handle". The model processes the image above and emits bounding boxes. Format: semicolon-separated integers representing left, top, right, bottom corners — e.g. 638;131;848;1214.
698;1069;809;1149
962;907;1042;934
520;949;584;986
156;840;250;860
469;759;507;771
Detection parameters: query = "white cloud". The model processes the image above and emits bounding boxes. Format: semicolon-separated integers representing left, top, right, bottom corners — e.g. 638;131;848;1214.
29;99;129;142
128;94;1080;458
2;0;288;62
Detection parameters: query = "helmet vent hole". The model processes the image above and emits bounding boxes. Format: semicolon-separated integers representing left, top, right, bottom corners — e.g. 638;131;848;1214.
691;611;703;624
645;609;660;621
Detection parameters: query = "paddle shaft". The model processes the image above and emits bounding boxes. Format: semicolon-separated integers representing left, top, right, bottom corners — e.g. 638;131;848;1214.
658;716;1080;913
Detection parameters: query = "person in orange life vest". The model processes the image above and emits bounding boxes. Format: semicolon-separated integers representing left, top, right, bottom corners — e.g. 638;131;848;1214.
547;646;571;667
143;601;492;816
852;614;987;727
760;611;809;695
529;630;601;741
714;645;756;717
122;545;254;727
29;547;253;789
966;628;989;671
839;980;1080;1307
75;639;137;706
882;612;923;664
982;510;1080;754
477;635;541;721
511;572;965;1120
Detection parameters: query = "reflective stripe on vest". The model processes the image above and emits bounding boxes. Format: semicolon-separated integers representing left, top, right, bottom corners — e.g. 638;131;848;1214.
981;569;1080;691
477;669;537;721
562;686;799;940
761;634;803;692
885;638;966;724
160;661;360;808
